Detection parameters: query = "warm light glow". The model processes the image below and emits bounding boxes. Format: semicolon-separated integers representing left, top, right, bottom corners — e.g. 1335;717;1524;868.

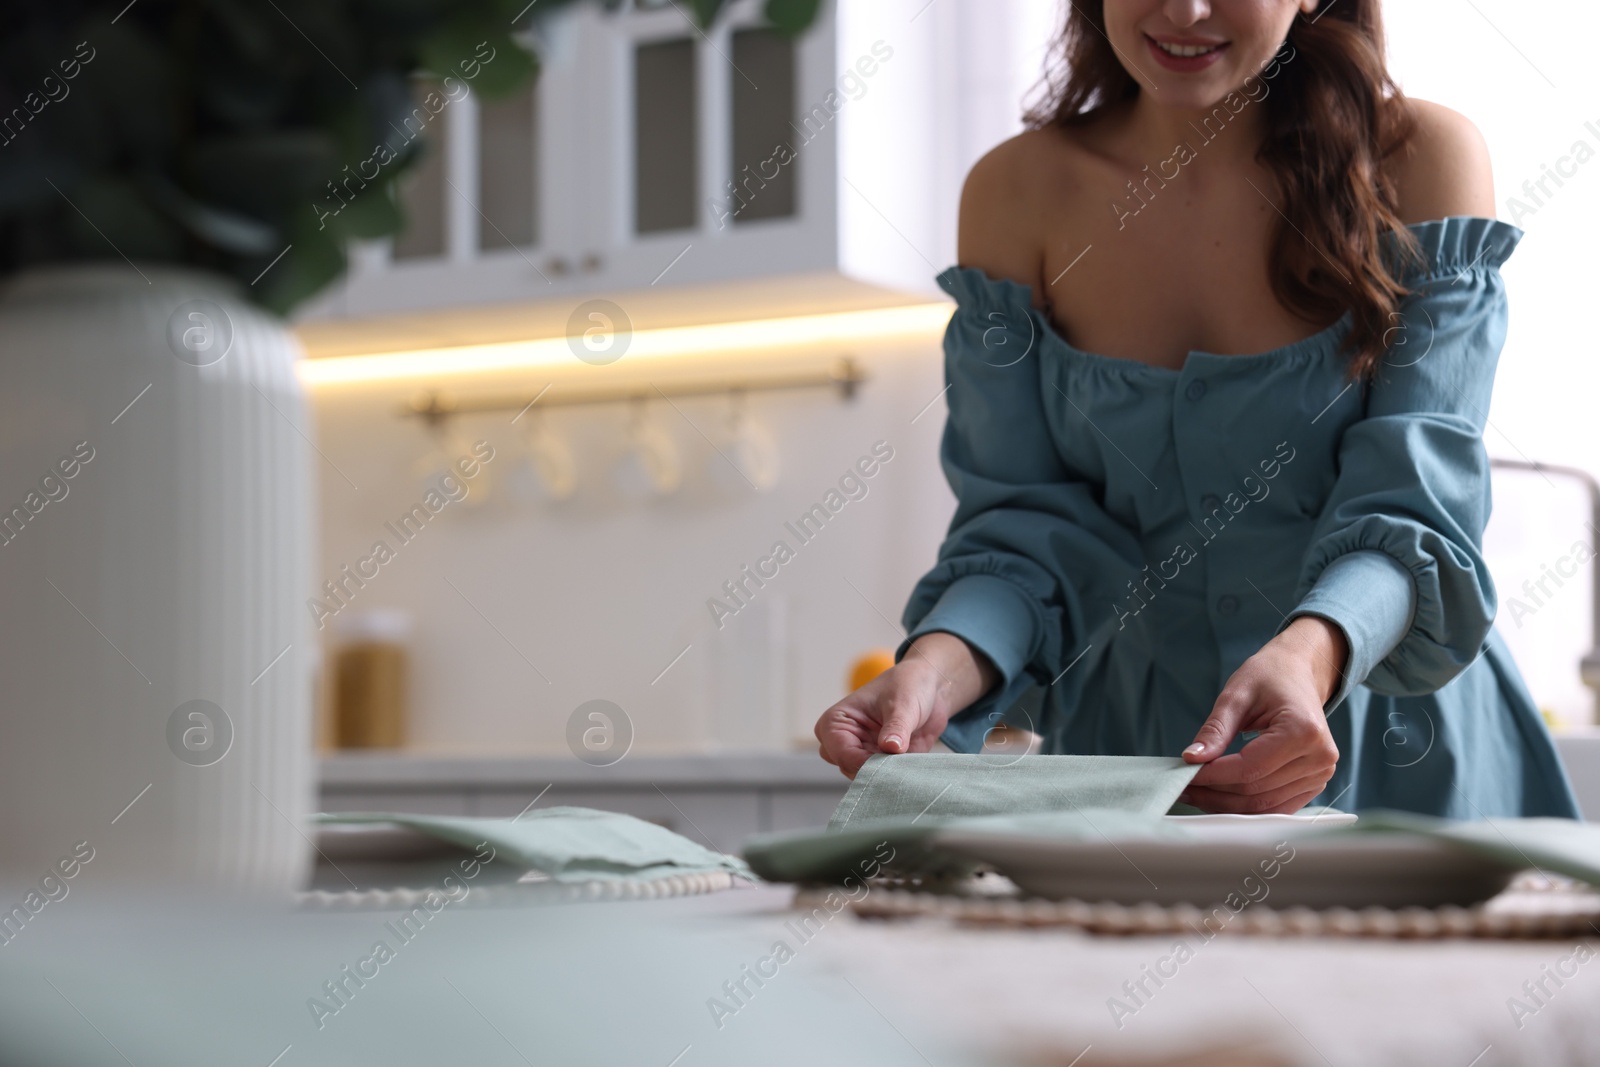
295;303;955;387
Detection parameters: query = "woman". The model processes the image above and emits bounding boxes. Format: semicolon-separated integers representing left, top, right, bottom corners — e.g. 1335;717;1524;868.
813;0;1580;819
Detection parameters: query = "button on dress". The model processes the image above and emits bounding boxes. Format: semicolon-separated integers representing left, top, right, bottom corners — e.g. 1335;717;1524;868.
901;216;1580;819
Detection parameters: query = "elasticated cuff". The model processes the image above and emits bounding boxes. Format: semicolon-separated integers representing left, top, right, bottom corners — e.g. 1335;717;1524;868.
897;573;1040;683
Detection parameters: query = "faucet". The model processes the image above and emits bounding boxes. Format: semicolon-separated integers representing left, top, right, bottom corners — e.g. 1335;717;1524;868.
1490;458;1600;725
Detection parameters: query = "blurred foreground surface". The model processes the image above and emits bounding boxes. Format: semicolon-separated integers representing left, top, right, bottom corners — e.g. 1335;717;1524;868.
3;878;1599;1067
0;882;942;1067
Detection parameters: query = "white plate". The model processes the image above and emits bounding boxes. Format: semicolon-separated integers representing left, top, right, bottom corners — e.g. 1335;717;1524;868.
1164;812;1360;827
1160;811;1359;845
931;827;1518;909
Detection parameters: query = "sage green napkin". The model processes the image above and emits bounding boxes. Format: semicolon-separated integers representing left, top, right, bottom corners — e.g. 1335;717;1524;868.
317;807;754;882
829;753;1201;829
746;754;1202;884
1351;810;1600;886
745;807;1193;884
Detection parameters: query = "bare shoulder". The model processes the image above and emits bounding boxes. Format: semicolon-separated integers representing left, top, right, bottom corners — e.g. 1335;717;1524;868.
957;128;1081;302
1387;98;1496;224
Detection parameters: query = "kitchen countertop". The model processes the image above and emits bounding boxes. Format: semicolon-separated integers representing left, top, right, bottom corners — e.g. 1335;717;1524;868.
319;749;848;789
321;737;1600;813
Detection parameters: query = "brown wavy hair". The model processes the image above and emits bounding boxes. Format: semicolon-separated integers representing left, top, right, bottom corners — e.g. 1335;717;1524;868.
1026;1;1419;378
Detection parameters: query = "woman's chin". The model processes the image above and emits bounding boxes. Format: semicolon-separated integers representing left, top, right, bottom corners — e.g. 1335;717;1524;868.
1145;82;1243;115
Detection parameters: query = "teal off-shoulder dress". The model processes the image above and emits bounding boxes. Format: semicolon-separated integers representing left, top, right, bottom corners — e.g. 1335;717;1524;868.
901;216;1580;819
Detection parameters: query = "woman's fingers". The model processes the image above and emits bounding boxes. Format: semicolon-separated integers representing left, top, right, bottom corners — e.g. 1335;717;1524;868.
1188;750;1324;796
1183;652;1339;804
876;689;931;754
815;701;879;777
815;674;940;776
828;730;875;778
1182;781;1328;815
1181;623;1346;810
1183;685;1256;763
813;656;955;777
1188;719;1334;790
908;721;945;753
1182;708;1335;812
1190;760;1326;797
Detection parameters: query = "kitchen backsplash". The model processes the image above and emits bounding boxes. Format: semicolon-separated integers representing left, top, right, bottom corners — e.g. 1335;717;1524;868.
310;337;954;755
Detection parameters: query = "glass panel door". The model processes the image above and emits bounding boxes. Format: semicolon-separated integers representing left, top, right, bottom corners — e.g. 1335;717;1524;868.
634;37;699;234
478;82;539;250
730;28;797;225
393;79;447;260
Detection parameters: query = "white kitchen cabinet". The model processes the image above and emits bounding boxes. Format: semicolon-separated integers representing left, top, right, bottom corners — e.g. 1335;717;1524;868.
297;0;1052;328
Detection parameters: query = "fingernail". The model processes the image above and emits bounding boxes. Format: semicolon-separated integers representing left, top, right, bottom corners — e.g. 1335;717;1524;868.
883;734;903;750
1183;743;1205;757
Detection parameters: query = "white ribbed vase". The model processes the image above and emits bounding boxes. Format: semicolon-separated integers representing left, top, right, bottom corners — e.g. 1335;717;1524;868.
0;265;313;894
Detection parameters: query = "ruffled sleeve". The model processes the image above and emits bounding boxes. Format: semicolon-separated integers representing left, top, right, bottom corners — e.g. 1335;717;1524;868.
899;267;1146;752
1284;216;1523;710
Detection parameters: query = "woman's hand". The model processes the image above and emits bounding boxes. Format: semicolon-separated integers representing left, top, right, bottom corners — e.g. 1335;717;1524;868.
1180;617;1349;814
814;632;998;778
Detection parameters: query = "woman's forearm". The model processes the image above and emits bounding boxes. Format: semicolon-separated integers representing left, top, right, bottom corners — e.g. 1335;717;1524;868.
1276;615;1350;704
900;632;1000;722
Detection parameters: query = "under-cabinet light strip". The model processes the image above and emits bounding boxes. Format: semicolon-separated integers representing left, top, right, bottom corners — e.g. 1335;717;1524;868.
295;302;954;388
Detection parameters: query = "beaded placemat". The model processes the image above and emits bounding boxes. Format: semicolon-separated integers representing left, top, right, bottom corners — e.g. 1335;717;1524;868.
297;869;748;910
794;872;1600;940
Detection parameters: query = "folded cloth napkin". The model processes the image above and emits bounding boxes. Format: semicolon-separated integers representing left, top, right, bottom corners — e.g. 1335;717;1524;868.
746;807;1193;884
1352;810;1600;887
829;753;1201;830
317;808;754;883
744;754;1202;884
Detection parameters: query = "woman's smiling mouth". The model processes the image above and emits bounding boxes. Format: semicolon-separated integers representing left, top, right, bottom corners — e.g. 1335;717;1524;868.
1145;33;1230;72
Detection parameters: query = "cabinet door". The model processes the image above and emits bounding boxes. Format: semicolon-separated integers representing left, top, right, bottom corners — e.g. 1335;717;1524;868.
568;0;838;293
328;71;560;316
300;0;844;324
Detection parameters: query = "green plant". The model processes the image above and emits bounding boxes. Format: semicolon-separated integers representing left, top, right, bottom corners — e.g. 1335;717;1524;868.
610;0;823;36
0;0;823;313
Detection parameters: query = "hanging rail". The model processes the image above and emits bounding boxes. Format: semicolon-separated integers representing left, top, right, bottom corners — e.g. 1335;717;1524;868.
400;355;867;425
